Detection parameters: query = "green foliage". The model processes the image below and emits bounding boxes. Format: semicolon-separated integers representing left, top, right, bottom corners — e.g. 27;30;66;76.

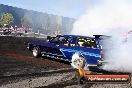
0;13;14;25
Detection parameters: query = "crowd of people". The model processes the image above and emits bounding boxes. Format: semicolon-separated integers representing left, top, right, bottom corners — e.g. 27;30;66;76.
0;24;32;35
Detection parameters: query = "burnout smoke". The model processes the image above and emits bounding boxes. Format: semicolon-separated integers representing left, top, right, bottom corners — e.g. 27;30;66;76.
102;30;132;72
71;0;132;72
71;0;132;36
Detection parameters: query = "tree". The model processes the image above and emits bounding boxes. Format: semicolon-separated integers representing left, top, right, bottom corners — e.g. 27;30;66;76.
0;13;14;25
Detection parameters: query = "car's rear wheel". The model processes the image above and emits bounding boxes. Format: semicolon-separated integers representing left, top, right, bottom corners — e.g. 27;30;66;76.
33;46;41;58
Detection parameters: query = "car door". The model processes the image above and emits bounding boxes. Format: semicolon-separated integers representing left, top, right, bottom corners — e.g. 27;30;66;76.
58;36;77;60
52;36;68;57
45;35;68;58
74;37;101;65
45;35;60;55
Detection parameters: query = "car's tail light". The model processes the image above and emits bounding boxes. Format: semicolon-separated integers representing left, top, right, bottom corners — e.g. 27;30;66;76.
100;51;104;60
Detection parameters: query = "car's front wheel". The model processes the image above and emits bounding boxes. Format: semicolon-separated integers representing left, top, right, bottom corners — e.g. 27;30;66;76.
32;46;41;58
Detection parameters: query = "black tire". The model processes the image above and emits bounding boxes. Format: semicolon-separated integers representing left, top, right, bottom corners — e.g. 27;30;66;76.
32;46;41;58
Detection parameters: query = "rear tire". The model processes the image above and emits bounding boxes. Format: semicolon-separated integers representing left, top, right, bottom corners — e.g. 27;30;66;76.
32;46;41;58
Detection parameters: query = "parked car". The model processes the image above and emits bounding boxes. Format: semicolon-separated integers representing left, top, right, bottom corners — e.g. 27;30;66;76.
27;35;108;71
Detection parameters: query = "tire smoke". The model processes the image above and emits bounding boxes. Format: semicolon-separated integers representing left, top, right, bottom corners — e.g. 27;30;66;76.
102;30;132;73
71;0;132;73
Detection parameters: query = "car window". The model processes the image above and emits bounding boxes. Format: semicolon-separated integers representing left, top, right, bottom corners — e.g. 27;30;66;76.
68;37;76;46
77;38;97;48
67;37;75;43
58;36;67;43
50;36;67;44
50;37;59;43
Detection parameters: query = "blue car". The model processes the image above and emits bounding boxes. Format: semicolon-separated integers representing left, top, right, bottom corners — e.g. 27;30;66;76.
27;35;106;71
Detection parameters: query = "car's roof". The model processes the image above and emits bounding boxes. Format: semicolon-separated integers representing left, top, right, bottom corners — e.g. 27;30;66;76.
61;34;111;40
63;34;94;39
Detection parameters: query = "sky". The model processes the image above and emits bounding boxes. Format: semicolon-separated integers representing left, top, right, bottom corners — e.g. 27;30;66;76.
0;0;99;19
